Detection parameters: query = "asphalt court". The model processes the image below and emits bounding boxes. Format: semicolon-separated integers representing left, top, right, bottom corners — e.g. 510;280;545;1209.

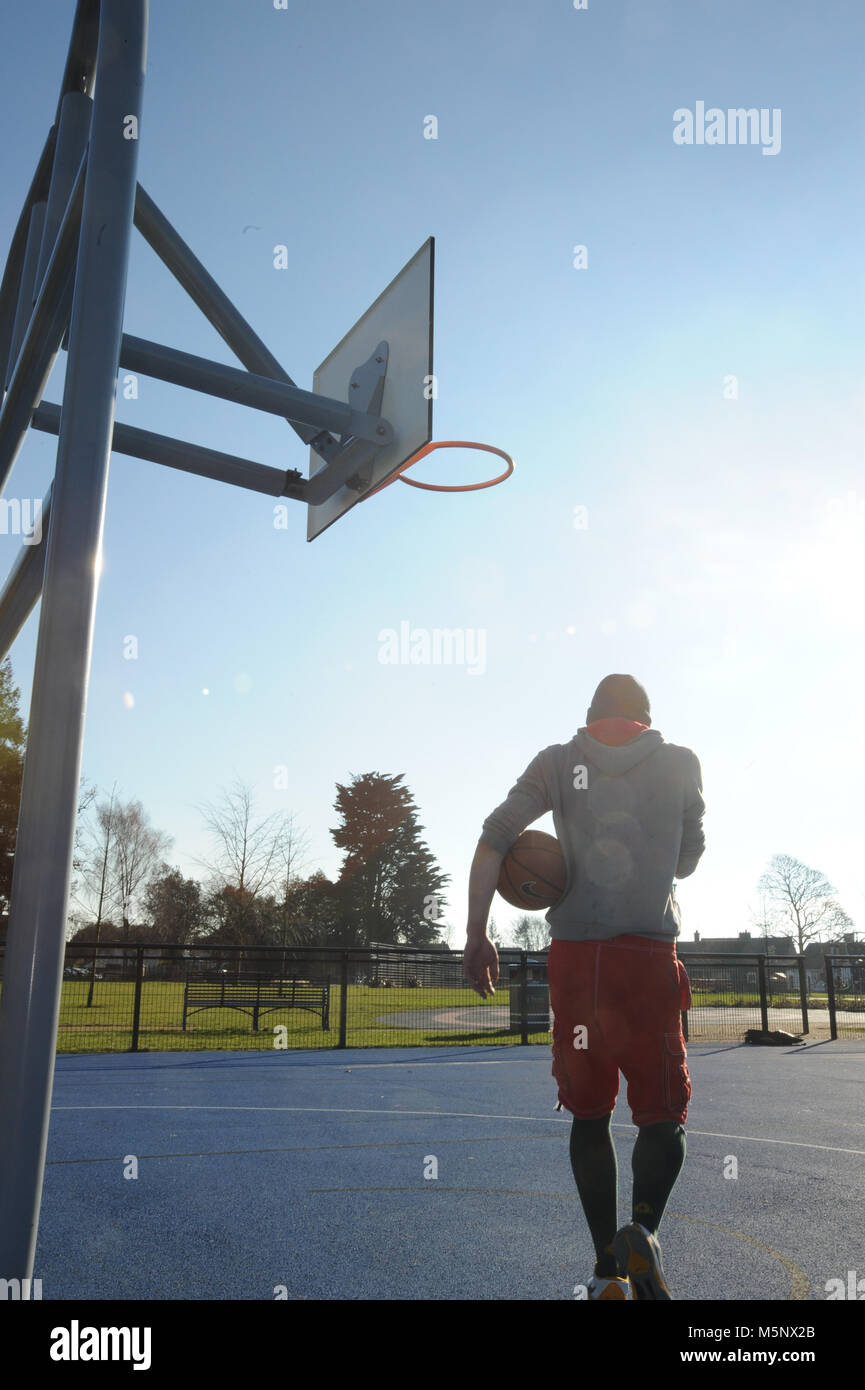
37;1042;865;1300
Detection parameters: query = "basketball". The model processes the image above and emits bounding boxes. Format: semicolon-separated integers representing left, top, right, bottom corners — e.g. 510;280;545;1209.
497;830;567;910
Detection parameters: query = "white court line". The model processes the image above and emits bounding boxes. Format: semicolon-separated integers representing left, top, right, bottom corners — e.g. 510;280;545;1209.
56;1042;843;1076
54;1049;729;1075
285;1058;545;1067
51;1105;565;1120
50;1105;865;1156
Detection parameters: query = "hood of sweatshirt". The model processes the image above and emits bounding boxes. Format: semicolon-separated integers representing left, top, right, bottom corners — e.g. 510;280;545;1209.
574;718;663;776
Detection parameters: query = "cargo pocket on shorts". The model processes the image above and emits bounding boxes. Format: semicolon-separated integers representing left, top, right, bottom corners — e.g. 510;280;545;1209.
675;958;692;1011
663;1033;691;1115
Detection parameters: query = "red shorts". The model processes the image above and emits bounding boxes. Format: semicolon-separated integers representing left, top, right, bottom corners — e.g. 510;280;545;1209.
548;935;692;1127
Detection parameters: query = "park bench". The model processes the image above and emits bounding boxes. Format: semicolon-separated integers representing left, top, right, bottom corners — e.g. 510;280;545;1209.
182;977;330;1031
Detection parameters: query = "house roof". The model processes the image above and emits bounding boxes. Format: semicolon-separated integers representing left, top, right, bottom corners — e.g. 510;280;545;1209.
680;933;796;954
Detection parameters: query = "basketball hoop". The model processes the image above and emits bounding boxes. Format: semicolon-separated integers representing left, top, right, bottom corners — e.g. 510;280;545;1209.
361;440;514;499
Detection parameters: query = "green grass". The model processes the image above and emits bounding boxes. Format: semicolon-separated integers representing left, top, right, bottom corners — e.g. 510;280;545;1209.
0;980;858;1055
47;980;547;1053
689;991;828;1008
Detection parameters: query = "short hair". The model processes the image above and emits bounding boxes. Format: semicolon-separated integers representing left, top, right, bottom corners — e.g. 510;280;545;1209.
587;674;651;725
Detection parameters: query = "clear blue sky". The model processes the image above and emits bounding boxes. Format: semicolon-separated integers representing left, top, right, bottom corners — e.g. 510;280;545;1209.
1;0;863;943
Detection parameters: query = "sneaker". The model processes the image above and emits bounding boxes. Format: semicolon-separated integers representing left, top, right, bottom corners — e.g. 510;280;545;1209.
587;1273;629;1300
611;1223;672;1300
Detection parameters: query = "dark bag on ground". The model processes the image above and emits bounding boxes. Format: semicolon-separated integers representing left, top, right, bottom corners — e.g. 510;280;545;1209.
743;1028;805;1046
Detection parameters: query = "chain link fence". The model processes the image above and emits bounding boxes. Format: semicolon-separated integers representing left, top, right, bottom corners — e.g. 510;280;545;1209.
825;954;865;1039
0;941;858;1051
0;942;540;1052
678;952;811;1041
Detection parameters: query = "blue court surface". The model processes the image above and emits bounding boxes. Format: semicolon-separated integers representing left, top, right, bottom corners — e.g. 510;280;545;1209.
37;1041;864;1301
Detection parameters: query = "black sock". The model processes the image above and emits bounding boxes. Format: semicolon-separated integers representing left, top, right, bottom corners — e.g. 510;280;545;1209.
631;1122;686;1235
569;1114;619;1278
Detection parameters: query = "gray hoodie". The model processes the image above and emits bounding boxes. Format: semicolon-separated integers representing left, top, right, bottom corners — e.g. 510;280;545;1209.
480;728;705;941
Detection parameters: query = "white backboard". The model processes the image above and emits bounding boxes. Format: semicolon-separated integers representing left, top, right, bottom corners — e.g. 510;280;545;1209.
307;238;434;540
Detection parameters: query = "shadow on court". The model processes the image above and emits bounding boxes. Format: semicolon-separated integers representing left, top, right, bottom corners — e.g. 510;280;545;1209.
37;1042;865;1300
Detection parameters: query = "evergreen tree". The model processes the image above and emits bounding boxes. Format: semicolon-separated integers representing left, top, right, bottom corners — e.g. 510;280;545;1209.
330;772;449;946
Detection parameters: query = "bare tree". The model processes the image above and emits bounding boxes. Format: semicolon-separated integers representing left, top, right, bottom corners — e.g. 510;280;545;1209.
437;917;455;949
70;783;117;941
486;915;503;949
71;790;170;977
110;799;173;942
512;913;550;951
749;890;776;954
758;854;855;954
81;785;118;1004
273;812;312;898
195;779;283;897
271;811;313;951
70;777;98;905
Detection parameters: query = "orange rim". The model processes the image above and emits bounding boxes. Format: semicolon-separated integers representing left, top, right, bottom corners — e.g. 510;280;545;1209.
361;440;514;499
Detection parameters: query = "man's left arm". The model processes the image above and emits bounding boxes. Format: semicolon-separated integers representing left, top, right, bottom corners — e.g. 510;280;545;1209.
464;749;554;997
463;841;505;998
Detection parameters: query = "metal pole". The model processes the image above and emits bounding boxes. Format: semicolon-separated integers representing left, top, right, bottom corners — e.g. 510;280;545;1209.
0;0;147;1282
130;949;144;1053
338;952;349;1048
0;129;58;394
0;150;86;494
33;404;303;497
116;333;391;442
2;392;313;661
825;956;838;1041
55;0;101;116
133;184;326;448
4;204;47;393
520;951;529;1045
796;955;809;1037
757;955;769;1032
0;483;52;664
34;92;93;297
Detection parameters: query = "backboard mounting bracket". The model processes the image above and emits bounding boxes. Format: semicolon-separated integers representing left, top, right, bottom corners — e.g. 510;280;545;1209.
343;339;388;492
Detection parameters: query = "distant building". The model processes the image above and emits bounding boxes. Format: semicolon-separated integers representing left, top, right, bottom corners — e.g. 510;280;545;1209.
677;930;797;992
803;935;861;990
679;929;796;955
678;930;861;991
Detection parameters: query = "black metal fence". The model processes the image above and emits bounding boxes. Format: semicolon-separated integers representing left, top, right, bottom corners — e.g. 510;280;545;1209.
0;941;859;1052
825;954;865;1040
678;952;811;1041
0;942;544;1052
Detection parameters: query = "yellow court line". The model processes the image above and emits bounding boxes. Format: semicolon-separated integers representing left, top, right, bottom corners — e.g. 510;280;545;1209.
301;1187;811;1300
667;1212;810;1300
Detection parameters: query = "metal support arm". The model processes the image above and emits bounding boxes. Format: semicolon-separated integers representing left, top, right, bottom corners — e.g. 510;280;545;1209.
33;401;306;498
115;333;394;446
0;151;87;495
